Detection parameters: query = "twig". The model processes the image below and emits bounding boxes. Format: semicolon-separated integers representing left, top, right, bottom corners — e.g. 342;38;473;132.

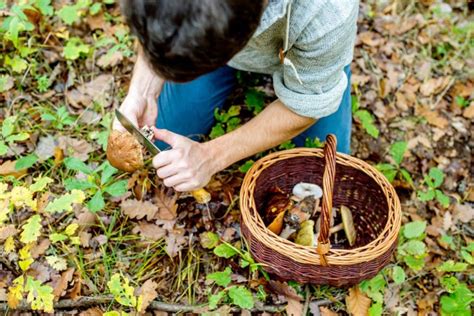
0;295;285;313
302;284;311;315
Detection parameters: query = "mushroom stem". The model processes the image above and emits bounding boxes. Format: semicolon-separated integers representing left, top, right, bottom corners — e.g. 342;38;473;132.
329;223;344;234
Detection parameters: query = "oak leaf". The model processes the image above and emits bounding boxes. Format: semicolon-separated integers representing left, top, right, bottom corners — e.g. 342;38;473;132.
121;199;158;221
320;307;339;316
136;279;158;313
132;221;167;241
346;286;371;316
155;187;178;220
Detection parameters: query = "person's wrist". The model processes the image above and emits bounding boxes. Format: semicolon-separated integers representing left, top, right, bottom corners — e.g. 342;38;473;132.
202;140;226;175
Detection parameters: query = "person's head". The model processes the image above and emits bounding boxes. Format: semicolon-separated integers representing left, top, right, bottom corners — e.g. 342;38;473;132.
121;0;265;82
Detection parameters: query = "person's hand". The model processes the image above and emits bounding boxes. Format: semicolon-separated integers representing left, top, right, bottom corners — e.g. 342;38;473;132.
152;128;217;192
112;90;158;131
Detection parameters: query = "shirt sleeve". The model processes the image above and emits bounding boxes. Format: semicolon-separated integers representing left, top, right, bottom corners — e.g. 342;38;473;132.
272;12;357;119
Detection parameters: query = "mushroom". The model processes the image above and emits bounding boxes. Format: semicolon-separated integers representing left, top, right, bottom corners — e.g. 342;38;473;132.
107;130;144;172
191;188;211;204
267;210;286;235
279;225;297;239
326;206;356;246
263;187;293;225
341;205;357;246
295;220;316;246
292;182;323;200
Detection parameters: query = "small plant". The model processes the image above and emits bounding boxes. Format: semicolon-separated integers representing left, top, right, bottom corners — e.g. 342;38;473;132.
440;283;473;315
304;136;324;148
244;88;265;115
36;75;51;93
376;141;414;186
455;96;469;108
352;95;379;138
63;37;90;60
239;160;254;173
0;116;29;156
209;106;241;139
278;140;295;150
89;113;113;150
359;273;386;316
397;221;428;271
63;158;128;212
41;105;76;129
417;167;450;208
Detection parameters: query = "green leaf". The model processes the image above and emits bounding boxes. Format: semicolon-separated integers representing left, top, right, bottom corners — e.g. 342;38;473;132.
435;190;450;207
57;5;80;25
228;286;254;309
87;190;105;212
440;276;459;293
63;37;90;60
45;190;85;213
437;260;468;272
460;250;473;264
200;232;220;249
359;274;386;303
390;141;407;165
401;240;426;256
107;273;137;308
5;55;28;73
30;177;53;193
392;266;405;285
46;255;67;271
64;157;92;174
207;267;232;287
21;214;42;244
245;88;265;114
355;110;379;138
208;291;226;310
213;243;238;259
209;124;225;139
400;168;414;186
2;116;16;138
104;180;128;197
25;276;54;313
89;2;101;15
403;255;425;271
403;221;426;239
6;132;30;142
0;142;8;156
368;302;383;316
239;160;254;173
35;0;54;15
418;189;435;202
100;161;118;185
64;178;96;191
0;74;14;92
49;233;68;243
440;284;473;315
376;164;397;183
15;154;38;170
429;167;444;187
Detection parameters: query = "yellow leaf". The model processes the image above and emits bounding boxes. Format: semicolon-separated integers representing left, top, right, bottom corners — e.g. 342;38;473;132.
7;276;24;309
345;286;371;316
64;223;79;236
19;258;34;271
19;244;32;260
4;235;15;253
10;186;35;209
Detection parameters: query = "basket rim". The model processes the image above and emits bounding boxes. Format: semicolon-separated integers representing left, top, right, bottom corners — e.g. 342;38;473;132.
239;147;402;266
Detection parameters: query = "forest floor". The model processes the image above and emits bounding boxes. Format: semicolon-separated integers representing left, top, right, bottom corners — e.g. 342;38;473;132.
0;0;472;315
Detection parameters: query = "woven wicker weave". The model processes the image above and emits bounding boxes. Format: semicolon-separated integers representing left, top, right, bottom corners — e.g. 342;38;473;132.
240;135;401;286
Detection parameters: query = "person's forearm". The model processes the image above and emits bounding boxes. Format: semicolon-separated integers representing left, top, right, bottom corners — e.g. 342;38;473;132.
207;100;315;172
129;49;164;98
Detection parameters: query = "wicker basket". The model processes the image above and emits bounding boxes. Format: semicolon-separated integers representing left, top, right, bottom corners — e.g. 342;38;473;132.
240;135;401;287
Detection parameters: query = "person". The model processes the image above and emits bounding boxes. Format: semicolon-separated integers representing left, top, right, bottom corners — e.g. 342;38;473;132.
114;0;358;192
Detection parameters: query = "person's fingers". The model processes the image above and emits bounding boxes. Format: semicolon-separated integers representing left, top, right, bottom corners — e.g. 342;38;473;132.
153;128;183;148
162;174;189;188
174;181;200;192
156;164;185;179
152;150;177;169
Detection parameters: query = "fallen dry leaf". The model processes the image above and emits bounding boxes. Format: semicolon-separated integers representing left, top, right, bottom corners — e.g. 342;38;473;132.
34;135;58;161
155;187;178;220
121;199;158;221
346;286;371;316
136;279;159;313
58;136;95;161
453;203;473;223
165;229;187;258
419;76;451;96
286;296;303;316
97;51;123;68
320;306;339;316
463;104;474;119
132;221;167;241
31;238;51;259
418;107;449;129
79;307;103;316
0;160;27;178
53;268;74;300
66;74;115;108
0;225;17;242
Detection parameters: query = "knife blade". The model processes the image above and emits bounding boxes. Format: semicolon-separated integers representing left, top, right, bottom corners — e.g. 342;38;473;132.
115;109;160;155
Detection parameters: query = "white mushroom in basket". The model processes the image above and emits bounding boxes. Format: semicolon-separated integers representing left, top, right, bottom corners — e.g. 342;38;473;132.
292;182;323;200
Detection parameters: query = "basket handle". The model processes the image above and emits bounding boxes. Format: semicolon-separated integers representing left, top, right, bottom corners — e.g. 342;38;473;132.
316;134;337;266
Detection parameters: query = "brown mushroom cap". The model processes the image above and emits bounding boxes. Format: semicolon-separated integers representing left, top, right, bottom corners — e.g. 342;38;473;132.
106;130;144;172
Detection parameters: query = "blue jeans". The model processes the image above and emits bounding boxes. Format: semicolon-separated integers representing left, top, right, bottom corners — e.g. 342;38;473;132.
156;65;352;153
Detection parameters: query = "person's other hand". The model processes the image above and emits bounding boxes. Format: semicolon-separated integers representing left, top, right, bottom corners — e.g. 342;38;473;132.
152;128;217;192
112;90;158;131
